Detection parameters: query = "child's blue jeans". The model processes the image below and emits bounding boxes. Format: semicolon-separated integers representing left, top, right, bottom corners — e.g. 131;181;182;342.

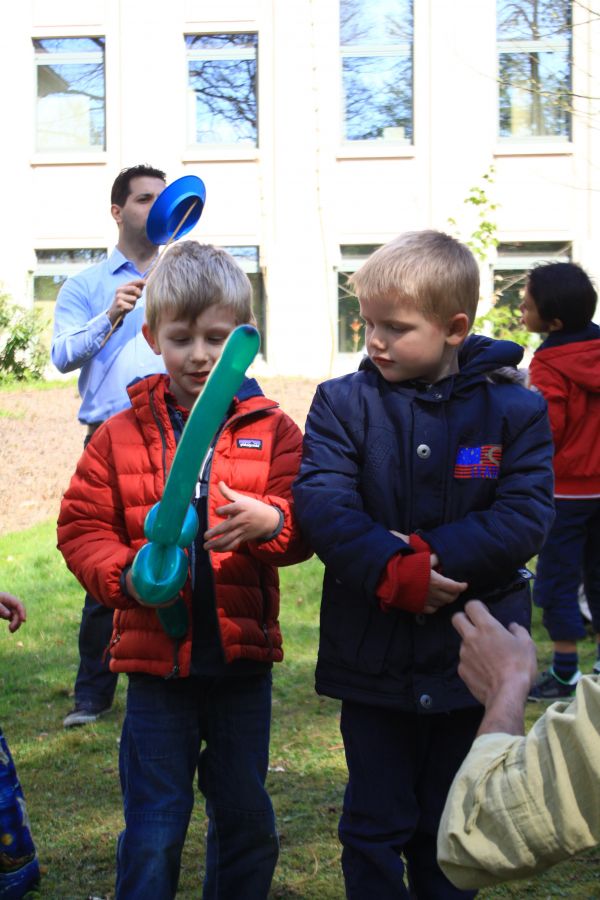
115;670;278;900
534;497;600;641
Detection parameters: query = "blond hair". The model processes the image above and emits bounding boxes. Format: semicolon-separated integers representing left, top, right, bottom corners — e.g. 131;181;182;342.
348;230;480;326
145;241;253;333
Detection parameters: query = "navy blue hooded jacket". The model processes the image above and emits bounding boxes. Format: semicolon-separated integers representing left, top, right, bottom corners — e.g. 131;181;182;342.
293;335;555;713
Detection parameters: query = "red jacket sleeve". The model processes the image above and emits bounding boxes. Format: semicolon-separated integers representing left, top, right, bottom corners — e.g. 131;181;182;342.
529;356;568;451
57;425;137;610
376;534;432;614
247;412;312;566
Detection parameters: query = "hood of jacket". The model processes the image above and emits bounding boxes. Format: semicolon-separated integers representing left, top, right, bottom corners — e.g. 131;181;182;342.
359;333;524;386
534;323;600;393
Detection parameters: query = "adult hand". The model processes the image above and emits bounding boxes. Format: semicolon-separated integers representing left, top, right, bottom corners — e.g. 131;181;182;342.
453;601;537;735
423;565;468;614
0;592;26;633
106;279;146;325
203;482;281;552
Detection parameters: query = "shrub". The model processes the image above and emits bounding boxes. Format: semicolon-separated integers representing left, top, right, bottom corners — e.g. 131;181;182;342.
0;290;49;381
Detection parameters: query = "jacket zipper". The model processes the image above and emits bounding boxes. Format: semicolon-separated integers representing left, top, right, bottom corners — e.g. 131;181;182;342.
149;387;183;677
206;401;279;648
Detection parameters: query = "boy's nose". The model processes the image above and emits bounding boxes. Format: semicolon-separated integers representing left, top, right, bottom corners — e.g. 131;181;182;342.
369;330;386;350
190;339;209;362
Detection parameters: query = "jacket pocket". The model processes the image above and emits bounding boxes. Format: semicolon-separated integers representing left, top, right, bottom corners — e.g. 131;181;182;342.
319;573;401;675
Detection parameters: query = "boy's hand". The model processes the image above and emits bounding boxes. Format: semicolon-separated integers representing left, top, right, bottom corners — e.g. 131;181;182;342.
203;482;281;552
423;566;468;614
0;592;26;633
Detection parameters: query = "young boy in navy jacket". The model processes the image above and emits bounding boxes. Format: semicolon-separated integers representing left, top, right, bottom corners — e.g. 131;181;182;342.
293;230;555;899
521;262;600;700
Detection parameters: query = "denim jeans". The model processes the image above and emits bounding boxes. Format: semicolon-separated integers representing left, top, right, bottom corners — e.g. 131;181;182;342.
534;497;600;641
339;701;481;900
73;592;118;707
115;671;278;899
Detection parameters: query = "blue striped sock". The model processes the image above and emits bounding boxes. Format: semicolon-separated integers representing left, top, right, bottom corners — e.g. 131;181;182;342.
553;651;578;682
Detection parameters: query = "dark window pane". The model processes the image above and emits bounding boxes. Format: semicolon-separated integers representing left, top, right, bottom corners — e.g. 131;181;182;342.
338;276;365;353
33;275;67;303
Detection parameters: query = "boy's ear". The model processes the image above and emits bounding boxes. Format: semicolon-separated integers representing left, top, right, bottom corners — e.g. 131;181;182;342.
142;322;161;355
445;313;470;346
547;317;564;332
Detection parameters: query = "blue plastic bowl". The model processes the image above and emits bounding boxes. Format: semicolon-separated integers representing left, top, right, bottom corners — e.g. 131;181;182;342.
146;174;206;245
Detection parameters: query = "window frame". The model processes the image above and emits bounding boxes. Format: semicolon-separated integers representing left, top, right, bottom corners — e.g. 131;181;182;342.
496;1;572;143
33;36;106;155
339;0;414;149
185;32;259;151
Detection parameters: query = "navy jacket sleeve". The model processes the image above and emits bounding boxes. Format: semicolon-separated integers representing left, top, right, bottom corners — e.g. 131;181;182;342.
420;395;555;586
293;383;412;597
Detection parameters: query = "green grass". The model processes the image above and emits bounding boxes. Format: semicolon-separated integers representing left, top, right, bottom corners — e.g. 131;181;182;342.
1;522;599;898
0;377;77;394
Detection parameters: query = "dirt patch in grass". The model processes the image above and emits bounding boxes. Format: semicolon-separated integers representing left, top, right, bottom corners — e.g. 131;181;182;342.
0;376;320;536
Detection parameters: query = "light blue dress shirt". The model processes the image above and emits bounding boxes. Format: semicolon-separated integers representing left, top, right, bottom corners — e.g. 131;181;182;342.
51;247;166;424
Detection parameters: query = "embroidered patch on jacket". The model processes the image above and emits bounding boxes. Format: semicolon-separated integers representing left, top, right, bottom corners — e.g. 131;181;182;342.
237;438;263;450
454;445;502;479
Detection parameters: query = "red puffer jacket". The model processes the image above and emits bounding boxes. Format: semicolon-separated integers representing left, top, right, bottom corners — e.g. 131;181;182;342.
529;329;600;496
57;374;311;678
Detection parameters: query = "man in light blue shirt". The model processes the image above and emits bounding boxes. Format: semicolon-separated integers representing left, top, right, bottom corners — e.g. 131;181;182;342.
52;164;167;728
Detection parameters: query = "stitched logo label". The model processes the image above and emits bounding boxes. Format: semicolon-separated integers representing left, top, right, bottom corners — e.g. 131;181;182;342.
454;445;502;479
237;438;263;450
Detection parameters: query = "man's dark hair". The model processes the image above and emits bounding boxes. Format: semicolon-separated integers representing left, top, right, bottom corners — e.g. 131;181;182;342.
527;262;597;332
111;164;166;207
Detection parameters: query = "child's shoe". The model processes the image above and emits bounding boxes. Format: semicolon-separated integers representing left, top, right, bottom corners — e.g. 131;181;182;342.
528;667;581;701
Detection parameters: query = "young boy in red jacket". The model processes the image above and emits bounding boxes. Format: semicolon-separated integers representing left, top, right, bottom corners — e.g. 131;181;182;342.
521;262;600;699
57;241;310;900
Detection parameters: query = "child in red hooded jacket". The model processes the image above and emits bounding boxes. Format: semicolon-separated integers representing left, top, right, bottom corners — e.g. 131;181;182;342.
57;241;310;900
521;261;600;700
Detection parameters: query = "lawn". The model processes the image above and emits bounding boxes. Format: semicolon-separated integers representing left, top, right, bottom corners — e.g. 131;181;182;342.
1;521;599;899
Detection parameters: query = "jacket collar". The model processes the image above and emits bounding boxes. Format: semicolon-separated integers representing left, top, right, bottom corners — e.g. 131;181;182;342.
538;321;600;351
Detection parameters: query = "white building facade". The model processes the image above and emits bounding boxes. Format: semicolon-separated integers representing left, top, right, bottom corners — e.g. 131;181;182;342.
1;0;599;377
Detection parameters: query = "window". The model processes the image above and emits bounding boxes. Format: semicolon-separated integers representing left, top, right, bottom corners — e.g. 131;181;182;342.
338;245;381;352
340;0;413;143
34;37;106;152
497;0;572;140
222;247;266;355
33;249;107;304
186;34;258;146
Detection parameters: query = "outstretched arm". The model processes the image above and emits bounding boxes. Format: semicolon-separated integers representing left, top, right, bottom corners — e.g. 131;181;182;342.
51;276;146;372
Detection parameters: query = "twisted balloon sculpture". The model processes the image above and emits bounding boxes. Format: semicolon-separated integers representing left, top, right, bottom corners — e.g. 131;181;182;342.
131;324;261;638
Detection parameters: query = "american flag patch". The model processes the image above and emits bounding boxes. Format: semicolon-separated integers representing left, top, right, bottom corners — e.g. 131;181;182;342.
454;445;502;479
237;438;262;450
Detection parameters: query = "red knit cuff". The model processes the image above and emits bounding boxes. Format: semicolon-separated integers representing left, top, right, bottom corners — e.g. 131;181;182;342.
376;551;431;614
409;533;431;555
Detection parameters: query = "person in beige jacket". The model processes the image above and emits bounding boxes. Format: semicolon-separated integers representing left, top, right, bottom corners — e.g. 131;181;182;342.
437;600;600;889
